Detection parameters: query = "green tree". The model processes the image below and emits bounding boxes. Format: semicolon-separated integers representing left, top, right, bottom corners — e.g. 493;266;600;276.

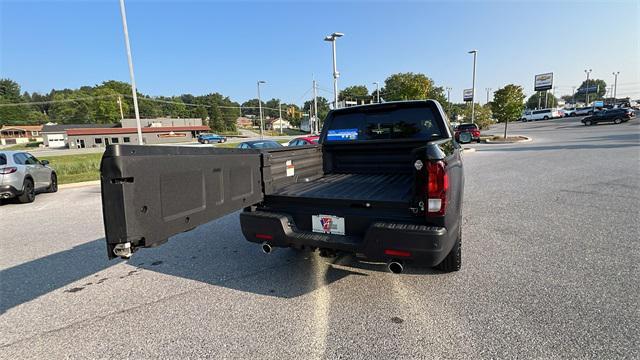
209;103;224;132
303;96;330;122
339;85;369;101
526;92;558;109
575;79;607;104
92;87;125;123
491;84;525;138
461;103;493;129
382;72;433;101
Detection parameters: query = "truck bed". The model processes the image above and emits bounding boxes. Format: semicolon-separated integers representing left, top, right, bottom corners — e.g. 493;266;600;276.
269;173;413;203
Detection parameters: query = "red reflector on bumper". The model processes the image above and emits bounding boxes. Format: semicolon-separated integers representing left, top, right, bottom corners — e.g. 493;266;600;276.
384;249;411;257
255;233;273;240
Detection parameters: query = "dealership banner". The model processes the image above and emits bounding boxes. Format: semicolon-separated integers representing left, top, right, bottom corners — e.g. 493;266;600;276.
534;73;553;91
463;89;474;101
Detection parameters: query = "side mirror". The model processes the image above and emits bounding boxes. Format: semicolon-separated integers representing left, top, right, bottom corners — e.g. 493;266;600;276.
458;132;472;144
40;160;50;165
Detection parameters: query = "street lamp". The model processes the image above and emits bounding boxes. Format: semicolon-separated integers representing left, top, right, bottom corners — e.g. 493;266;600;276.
324;32;344;109
373;81;380;103
485;87;492;104
468;50;478;124
118;0;143;144
584;69;592;105
612;71;620;100
257;80;266;140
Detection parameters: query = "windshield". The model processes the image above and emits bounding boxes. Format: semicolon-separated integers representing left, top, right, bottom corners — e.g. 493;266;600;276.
326;106;443;141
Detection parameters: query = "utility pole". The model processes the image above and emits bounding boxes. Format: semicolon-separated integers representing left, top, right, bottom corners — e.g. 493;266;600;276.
118;0;143;144
612;71;620;101
572;87;576;106
324;32;344;109
278;101;283;135
584;69;592;105
312;79;319;134
257;80;266;140
117;96;124;120
468;50;478;124
485;88;492;104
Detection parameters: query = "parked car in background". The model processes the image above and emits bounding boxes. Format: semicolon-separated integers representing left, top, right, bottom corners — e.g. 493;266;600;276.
238;140;283;149
198;133;227;144
0;151;57;203
581;108;634;126
288;136;320;146
454;123;481;143
562;108;577;117
573;107;595;116
520;108;562;121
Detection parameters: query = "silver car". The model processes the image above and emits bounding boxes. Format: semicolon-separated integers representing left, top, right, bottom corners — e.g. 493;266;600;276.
0;151;58;203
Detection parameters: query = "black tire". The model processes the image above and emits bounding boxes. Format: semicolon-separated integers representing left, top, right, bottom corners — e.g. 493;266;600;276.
614;118;622;124
435;229;462;272
18;178;35;203
203;140;210;144
47;173;58;193
543;116;549;120
584;120;593;126
476;139;481;143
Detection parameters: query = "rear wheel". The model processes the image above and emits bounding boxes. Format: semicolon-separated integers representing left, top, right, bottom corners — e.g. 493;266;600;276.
435;228;461;272
47;173;58;193
18;178;35;203
543;116;549;120
614;118;622;124
584;120;593;126
203;139;210;144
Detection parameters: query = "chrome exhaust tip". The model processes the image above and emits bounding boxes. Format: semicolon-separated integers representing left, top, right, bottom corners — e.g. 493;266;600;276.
387;261;404;274
261;242;273;254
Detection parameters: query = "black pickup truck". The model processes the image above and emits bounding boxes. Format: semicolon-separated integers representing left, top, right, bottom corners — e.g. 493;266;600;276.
100;100;465;273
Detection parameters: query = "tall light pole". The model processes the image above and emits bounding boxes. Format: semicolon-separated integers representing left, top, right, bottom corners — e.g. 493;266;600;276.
572;86;576;106
117;96;124;120
312;79;319;134
324;32;344;109
373;82;380;103
118;0;143;144
612;71;620;101
485;87;492;104
468;50;478;124
278;101;283;135
257;80;266;140
584;69;592;105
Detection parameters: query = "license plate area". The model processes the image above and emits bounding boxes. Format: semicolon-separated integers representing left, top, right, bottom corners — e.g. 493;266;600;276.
312;214;345;235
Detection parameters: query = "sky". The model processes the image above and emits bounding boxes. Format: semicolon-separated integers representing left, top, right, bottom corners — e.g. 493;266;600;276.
1;0;639;106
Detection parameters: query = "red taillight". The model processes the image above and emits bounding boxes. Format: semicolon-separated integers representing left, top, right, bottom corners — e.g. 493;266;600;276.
426;160;448;216
255;233;273;240
0;167;17;175
384;249;411;257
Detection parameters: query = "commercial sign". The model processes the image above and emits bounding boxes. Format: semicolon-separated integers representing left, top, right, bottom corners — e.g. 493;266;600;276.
534;73;553;91
576;85;599;95
463;89;474;101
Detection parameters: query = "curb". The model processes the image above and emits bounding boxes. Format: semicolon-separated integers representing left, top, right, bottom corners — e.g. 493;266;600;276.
59;180;100;189
484;135;532;144
462;147;476;153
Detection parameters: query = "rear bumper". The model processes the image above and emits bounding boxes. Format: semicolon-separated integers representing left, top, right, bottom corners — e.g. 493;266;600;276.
0;185;20;199
240;210;457;266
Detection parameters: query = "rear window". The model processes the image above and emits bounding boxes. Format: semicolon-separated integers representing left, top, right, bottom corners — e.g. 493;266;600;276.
457;124;478;131
0;154;6;166
326;106;443;141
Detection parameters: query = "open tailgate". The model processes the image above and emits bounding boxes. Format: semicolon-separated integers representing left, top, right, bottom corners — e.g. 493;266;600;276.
100;145;264;259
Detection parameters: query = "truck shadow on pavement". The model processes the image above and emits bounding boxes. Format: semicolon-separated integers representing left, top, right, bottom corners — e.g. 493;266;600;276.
1;214;440;313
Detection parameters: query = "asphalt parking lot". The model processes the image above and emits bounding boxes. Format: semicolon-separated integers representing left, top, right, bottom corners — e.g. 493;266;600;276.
1;116;638;359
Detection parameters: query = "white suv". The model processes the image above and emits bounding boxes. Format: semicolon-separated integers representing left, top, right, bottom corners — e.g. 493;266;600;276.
0;151;57;203
520;108;562;122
